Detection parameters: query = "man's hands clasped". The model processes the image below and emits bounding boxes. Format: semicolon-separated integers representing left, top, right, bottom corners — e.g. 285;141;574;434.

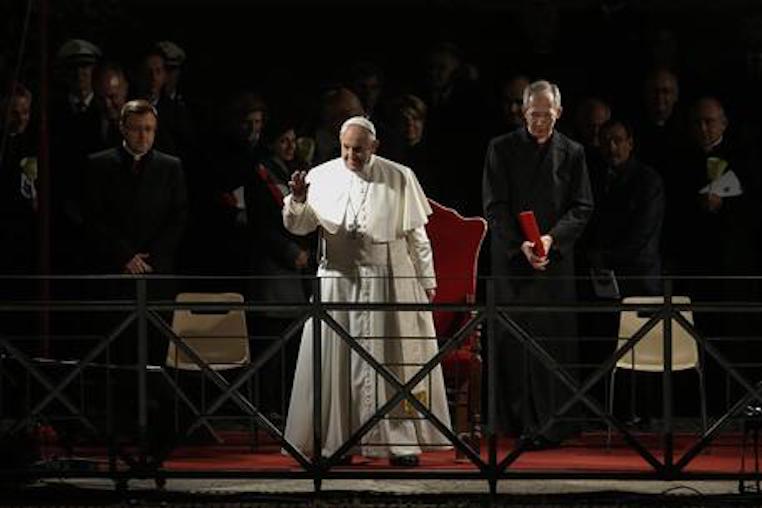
124;253;153;274
520;234;553;271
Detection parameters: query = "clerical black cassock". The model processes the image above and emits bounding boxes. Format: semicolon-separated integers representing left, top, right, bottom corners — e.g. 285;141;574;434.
483;128;593;443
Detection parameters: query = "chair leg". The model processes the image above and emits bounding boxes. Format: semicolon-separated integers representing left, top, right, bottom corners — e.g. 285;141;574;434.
252;376;259;451
454;385;469;459
696;366;708;434
469;358;483;450
607;368;617;448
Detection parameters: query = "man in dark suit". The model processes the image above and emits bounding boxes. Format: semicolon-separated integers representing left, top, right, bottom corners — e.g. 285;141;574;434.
84;99;188;276
675;97;761;413
583;120;666;425
0;83;38;275
50;39;105;273
587;119;665;297
82;99;188;462
483;80;594;450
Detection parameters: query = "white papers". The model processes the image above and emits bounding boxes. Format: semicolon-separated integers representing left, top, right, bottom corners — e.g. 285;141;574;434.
699;169;743;197
232;186;246;210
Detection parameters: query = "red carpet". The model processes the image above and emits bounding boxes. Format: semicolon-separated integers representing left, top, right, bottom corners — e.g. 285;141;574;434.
140;431;747;474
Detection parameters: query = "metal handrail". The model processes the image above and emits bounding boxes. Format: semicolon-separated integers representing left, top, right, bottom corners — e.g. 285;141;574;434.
0;274;760;490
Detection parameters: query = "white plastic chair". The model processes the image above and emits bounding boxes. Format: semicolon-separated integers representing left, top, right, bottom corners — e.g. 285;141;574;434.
167;292;249;370
165;292;251;442
607;296;707;444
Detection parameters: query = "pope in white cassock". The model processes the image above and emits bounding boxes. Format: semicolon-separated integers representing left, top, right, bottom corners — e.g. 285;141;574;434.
282;116;452;467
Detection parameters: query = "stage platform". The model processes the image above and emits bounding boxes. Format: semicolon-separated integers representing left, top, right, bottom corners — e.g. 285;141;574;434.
3;476;757;507
4;429;760;506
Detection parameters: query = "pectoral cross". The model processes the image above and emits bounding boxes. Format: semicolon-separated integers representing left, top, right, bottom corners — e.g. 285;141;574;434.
349;218;361;239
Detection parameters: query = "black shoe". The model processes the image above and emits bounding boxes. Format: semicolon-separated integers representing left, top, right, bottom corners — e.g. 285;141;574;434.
389;454;419;467
517;434;561;451
625;415;652;431
324;455;353;466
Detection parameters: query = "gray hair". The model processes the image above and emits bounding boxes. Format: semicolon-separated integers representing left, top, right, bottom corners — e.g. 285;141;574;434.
523;80;562;109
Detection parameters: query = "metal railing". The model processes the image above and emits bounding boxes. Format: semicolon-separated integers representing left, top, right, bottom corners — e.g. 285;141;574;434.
0;274;761;493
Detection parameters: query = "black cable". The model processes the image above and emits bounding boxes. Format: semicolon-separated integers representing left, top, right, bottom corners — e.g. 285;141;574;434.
659;484;705;496
0;0;34;168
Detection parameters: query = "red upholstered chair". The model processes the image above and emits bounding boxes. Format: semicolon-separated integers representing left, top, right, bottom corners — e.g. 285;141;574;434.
425;199;487;455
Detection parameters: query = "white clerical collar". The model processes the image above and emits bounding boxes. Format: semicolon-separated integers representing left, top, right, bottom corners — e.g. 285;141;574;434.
704;135;724;153
122;141;147;161
69;91;94;110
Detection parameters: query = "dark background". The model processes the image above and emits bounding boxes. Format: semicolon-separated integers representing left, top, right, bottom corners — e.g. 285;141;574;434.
4;0;762;129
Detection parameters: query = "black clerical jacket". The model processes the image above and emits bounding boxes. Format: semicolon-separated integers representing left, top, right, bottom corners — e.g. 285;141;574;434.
83;146;188;273
482;128;593;441
483;129;594;284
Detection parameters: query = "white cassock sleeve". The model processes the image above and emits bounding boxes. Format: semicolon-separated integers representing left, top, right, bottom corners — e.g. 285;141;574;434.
405;225;436;290
283;194;320;235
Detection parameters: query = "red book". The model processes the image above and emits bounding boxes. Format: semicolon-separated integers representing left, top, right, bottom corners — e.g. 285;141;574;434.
518;210;545;257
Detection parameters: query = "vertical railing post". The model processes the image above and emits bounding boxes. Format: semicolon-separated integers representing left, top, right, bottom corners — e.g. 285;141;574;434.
663;276;674;472
311;275;323;493
38;0;51;358
486;277;498;497
136;277;148;464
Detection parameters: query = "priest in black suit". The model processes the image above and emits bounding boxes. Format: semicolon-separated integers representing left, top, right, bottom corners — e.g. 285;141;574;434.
81;99;188;461
84;99;188;276
482;80;593;449
83;99;188;366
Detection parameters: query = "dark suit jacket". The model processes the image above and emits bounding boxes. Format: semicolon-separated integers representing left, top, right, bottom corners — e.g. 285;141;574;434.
669;138;757;275
483;129;594;286
49;95;104;224
588;158;664;295
83;146;188;274
0;129;38;273
244;158;313;314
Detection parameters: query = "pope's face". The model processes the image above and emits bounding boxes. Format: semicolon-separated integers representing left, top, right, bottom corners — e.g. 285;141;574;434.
340;125;377;171
523;92;561;144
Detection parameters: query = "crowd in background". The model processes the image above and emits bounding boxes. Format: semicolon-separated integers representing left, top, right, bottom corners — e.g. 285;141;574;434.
2;16;762;279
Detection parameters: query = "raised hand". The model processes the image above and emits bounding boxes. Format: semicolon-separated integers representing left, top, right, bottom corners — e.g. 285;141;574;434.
288;170;309;203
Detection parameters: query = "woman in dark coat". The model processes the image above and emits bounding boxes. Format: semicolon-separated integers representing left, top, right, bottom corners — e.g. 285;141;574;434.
244;118;314;422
